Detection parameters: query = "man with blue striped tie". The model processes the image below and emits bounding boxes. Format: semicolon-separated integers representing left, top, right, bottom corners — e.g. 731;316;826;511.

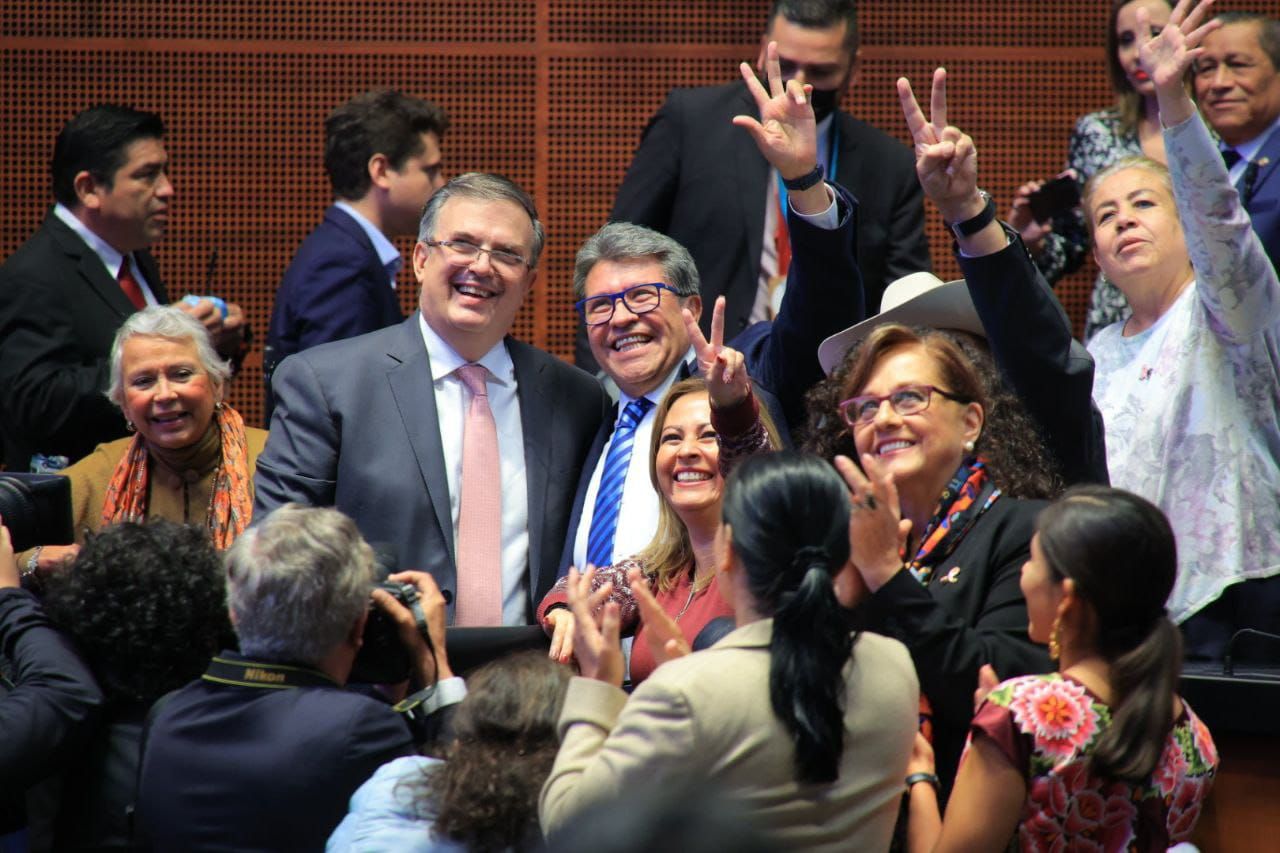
559;41;865;579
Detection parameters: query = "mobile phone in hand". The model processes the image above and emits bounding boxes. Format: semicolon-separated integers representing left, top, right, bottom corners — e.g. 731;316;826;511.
1028;175;1082;223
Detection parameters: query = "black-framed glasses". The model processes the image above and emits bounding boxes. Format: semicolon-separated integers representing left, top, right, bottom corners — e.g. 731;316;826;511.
838;384;968;428
575;282;678;325
424;239;529;272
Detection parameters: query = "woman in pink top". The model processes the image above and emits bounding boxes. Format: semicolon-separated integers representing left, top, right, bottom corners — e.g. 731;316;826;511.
537;307;780;684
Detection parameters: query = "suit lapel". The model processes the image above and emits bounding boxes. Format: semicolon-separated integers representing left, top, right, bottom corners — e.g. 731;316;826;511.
510;337;551;597
46;214;138;320
734;83;772;277
1246;130;1280;203
833;110;861;189
384;317;456;563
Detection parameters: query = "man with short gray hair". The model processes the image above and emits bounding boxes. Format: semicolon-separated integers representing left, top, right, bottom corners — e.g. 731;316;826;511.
256;173;609;626
136;504;453;850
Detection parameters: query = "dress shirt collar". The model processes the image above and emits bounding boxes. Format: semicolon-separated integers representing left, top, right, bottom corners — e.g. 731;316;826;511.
53;202;126;279
417;311;514;387
334;200;403;284
1223;112;1280;166
616;347;696;415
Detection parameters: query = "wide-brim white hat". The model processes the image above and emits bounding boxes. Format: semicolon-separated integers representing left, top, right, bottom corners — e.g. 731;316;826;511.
817;271;986;375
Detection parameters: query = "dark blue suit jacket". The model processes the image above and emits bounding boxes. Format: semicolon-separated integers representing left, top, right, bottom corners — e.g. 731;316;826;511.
135;656;412;851
1242;130;1280;271
265;205;405;419
558;184;862;575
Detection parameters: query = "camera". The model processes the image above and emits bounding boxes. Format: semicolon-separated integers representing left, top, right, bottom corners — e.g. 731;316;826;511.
0;473;74;553
349;579;419;684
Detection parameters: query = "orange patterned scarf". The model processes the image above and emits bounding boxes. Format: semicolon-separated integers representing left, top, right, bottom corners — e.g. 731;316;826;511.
99;404;253;549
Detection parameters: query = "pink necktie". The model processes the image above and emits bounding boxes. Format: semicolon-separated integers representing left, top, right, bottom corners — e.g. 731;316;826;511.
454;364;503;626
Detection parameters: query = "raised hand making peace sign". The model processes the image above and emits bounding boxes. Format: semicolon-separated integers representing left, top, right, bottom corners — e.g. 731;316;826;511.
682;296;750;410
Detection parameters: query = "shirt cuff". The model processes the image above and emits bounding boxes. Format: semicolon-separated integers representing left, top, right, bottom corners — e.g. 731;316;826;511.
789;183;839;230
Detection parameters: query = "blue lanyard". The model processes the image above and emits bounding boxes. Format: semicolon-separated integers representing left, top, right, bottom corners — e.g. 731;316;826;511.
774;118;841;216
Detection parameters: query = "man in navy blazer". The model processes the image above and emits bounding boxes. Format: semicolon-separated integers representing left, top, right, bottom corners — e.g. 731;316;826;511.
135;505;454;851
256;173;609;625
264;90;448;420
1195;12;1280;267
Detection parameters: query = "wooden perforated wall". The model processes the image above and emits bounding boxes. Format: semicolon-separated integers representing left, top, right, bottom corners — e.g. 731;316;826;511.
2;1;1275;426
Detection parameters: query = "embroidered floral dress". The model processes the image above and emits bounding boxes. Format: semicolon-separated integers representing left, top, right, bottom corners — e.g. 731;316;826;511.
969;673;1218;852
1035;110;1143;339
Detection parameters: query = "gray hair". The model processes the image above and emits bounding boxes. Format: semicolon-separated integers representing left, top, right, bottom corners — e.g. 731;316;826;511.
224;504;375;666
417;172;545;268
1082;155;1177;236
106;305;231;407
572;222;701;299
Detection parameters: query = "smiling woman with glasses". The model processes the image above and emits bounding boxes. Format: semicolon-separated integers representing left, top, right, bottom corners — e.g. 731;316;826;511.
803;322;1057;798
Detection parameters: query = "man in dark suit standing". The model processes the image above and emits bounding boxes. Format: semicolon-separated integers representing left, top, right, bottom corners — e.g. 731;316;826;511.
136;505;453;850
1194;11;1280;267
0;105;245;472
256;173;609;625
264;90;449;419
584;0;929;370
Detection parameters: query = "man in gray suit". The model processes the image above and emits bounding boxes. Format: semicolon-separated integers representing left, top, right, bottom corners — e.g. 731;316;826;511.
255;173;609;625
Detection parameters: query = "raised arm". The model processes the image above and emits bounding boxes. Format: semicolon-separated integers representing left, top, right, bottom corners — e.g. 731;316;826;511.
1144;0;1280;339
899;69;1107;485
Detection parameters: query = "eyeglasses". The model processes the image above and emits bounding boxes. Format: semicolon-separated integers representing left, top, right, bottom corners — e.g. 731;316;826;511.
424;239;529;272
838;384;967;428
575;282;679;325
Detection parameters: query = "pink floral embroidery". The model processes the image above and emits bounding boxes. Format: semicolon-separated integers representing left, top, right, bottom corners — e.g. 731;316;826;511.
1152;735;1190;797
1007;677;1099;761
1193;715;1218;768
1167;774;1211;842
1022;762;1136;851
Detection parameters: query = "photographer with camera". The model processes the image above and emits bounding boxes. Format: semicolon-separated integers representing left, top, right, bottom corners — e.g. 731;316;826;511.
135;504;458;851
0;518;102;842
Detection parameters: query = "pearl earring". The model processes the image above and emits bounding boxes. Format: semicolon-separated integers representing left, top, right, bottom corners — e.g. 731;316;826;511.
963;439;975;453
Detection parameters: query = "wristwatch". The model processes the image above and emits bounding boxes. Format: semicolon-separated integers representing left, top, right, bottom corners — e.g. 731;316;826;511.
945;190;995;238
782;164;824;192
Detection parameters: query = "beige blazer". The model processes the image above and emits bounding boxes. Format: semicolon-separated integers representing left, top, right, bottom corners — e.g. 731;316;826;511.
541;619;919;851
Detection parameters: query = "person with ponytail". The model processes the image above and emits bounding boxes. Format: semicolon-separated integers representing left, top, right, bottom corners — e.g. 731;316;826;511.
539;452;919;851
905;486;1218;852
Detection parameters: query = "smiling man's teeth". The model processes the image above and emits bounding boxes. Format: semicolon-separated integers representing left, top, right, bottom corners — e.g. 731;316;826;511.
456;284;491;298
674;471;712;482
614;335;649;351
879;440;912;455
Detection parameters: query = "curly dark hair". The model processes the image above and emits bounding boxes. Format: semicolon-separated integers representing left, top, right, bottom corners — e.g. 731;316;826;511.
423;652;570;851
41;521;233;706
801;324;1062;500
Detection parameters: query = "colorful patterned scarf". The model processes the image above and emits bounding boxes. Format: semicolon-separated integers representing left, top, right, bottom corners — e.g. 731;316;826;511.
99;404;253;549
905;456;1001;585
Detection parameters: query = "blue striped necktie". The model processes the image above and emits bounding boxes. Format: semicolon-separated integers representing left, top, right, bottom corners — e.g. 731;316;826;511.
585;397;654;569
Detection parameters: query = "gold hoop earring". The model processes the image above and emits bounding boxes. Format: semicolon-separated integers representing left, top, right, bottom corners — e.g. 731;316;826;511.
1049;615;1063;661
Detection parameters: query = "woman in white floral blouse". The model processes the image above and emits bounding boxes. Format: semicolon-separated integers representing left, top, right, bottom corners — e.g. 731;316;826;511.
905;486;1217;852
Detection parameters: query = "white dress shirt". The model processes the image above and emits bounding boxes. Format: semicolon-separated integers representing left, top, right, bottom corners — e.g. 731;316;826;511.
53;203;160;304
571;356;689;571
334;200;402;287
418;314;530;625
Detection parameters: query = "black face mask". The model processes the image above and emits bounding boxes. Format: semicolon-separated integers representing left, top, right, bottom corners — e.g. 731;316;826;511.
809;87;841;122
